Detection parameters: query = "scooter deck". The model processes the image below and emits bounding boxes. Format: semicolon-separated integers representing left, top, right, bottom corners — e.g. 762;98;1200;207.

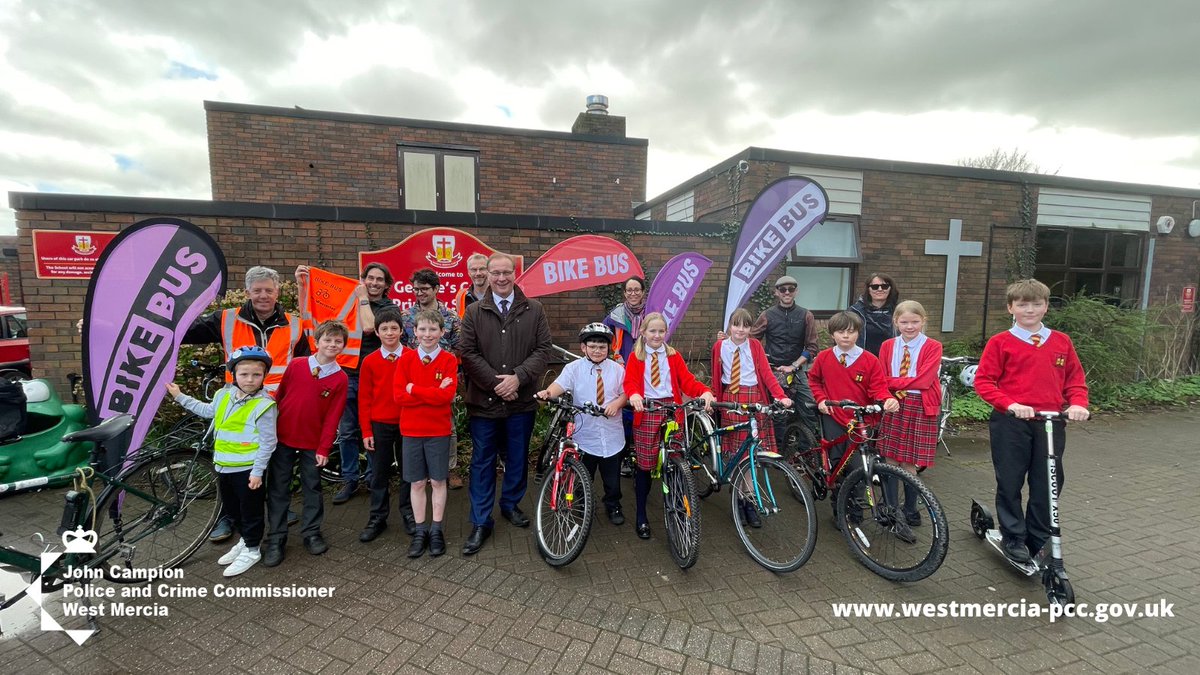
984;530;1039;576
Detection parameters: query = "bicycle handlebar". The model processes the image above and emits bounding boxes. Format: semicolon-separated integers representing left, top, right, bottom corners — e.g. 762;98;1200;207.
940;356;979;365
824;400;883;414
709;401;791;417
542;395;607;417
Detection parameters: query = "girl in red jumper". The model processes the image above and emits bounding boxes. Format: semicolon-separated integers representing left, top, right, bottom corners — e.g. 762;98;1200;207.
394;309;458;558
876;301;943;532
624;312;714;540
710;308;792;456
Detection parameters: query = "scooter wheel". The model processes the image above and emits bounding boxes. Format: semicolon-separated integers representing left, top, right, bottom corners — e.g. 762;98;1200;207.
1045;572;1075;607
970;502;993;540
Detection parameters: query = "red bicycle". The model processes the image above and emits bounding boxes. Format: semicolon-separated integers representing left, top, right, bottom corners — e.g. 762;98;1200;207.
532;394;605;567
791;401;949;581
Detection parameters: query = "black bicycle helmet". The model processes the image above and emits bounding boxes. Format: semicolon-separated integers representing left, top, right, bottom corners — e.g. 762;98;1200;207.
227;345;272;372
578;322;613;344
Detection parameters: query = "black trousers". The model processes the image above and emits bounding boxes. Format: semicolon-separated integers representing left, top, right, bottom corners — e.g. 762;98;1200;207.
217;470;266;547
581;453;623;510
368;421;412;522
265;444;324;544
989;411;1067;553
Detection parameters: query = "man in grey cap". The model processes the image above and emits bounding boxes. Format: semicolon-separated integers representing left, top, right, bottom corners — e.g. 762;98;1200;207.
751;275;820;442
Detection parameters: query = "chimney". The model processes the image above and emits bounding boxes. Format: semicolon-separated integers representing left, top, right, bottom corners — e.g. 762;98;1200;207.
572;95;626;137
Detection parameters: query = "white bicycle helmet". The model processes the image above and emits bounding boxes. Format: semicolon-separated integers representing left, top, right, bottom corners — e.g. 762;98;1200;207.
959;364;978;389
578;322;613;344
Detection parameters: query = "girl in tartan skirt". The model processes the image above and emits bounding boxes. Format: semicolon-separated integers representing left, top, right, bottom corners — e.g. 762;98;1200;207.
710;308;793;456
624;313;714;540
877;301;943;525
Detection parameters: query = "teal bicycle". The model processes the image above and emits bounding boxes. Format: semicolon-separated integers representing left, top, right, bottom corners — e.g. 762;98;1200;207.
661;399;818;573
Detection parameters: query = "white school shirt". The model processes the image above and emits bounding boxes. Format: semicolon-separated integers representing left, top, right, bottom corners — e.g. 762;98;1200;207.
642;347;674;399
417;345;442;362
1009;324;1051;346
833;345;865;368
551;358;625;458
307;356;342;379
889;333;927;396
720;339;759;387
378;346;404;361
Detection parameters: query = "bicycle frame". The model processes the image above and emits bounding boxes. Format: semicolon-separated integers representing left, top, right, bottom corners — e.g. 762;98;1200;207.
799;408;881;498
670;403;783;509
546;421;582;511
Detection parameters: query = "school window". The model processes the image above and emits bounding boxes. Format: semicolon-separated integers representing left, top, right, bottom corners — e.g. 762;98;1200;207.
785;219;861;315
1034;227;1144;305
397;145;479;213
665;190;694;222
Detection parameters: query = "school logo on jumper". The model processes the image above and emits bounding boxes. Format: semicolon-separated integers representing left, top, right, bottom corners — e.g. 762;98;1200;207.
1055;355;1066;367
426;235;462;269
71;235;96;256
854;374;864;382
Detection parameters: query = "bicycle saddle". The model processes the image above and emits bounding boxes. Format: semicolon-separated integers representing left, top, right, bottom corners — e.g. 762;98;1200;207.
61;414;134;443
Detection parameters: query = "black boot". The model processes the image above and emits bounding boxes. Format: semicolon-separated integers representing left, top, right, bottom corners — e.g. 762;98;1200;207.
634;468;652;530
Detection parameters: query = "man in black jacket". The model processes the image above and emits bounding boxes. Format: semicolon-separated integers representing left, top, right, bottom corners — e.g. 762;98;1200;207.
751;275;820;441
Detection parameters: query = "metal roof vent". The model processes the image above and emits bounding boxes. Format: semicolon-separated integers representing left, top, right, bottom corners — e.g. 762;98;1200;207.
585;95;609;115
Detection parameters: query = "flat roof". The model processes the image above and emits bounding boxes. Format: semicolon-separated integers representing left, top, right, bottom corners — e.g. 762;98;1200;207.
204;100;649;148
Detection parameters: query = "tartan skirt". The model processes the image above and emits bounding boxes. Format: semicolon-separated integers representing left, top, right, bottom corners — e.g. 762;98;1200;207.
633;398;674;471
719;386;778;456
877;392;938;467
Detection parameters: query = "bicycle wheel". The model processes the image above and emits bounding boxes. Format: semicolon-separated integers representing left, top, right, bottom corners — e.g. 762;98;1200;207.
780;418;819;461
836;464;949;582
661;455;701;570
534;454;594;567
92;448;220;582
730;455;817;573
684;410;720;498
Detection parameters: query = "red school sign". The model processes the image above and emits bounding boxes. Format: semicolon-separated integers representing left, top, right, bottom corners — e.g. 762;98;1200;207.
358;228;523;312
32;229;118;279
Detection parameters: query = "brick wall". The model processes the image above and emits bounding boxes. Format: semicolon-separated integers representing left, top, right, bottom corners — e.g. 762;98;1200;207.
206;103;648;219
15;204;736;396
0;235;22;305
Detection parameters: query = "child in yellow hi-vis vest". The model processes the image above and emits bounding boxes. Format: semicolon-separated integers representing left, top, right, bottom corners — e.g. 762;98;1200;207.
167;345;278;577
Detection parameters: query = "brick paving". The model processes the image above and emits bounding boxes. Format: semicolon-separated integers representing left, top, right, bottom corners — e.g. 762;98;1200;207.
2;405;1198;674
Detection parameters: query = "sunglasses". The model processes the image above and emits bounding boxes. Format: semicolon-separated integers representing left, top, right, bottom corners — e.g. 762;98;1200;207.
776;286;797;293
869;283;891;291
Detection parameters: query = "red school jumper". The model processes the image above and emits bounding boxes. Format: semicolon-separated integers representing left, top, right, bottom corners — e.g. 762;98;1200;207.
973;331;1088;413
393;349;458;437
807;348;893;430
877;337;943;417
275;359;348;458
357;348;404;437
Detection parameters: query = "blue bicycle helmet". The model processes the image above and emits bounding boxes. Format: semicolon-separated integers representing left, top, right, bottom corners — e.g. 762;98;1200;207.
227;345;272;372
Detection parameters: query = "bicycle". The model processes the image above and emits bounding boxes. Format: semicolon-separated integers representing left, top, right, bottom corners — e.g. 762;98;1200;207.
791;401;949;582
0;414;219;625
643;399;704;570
937;356;979;455
670;400;817;573
776;369;821;461
532;394;606;567
145;360;226;451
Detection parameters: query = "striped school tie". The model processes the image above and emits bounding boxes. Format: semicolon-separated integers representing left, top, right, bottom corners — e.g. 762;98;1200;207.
596;367;605;405
386;353;397;362
1030;334;1042;347
650;352;662;388
896;345;911;399
839;353;848;367
728;347;741;395
422;355;432;365
311;367;320;378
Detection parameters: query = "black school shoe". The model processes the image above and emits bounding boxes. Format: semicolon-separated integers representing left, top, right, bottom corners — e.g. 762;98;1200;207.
304;533;329;555
262;543;285;567
428;529;446;557
407;531;429;558
636;523;651;539
359;519;387;542
1003;538;1033;564
607;507;625;526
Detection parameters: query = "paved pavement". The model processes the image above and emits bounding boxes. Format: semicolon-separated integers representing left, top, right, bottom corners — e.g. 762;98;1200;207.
2;405;1199;674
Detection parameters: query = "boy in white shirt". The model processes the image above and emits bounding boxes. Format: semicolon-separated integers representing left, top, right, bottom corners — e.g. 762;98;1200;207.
536;323;629;525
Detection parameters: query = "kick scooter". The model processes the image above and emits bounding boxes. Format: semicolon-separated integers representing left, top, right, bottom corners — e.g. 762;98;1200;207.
970;411;1074;607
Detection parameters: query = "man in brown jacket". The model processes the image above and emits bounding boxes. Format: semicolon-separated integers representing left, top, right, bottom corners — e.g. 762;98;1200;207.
457;253;553;555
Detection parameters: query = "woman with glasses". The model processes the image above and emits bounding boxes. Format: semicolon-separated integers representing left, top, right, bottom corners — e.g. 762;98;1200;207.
848;273;900;356
602;276;648;366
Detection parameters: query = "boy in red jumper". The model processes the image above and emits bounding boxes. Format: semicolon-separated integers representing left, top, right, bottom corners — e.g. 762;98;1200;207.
262;320;349;567
974;279;1088;564
395;309;458;558
357;308;415;543
807;311;899;468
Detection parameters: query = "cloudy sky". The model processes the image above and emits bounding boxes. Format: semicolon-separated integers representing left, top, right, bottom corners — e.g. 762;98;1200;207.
2;0;1198;234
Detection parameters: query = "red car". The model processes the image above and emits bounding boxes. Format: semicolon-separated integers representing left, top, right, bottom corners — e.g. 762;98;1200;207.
0;306;30;380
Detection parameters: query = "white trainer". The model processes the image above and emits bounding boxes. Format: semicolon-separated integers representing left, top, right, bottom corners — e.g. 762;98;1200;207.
218;539;247;566
223;547;262;577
